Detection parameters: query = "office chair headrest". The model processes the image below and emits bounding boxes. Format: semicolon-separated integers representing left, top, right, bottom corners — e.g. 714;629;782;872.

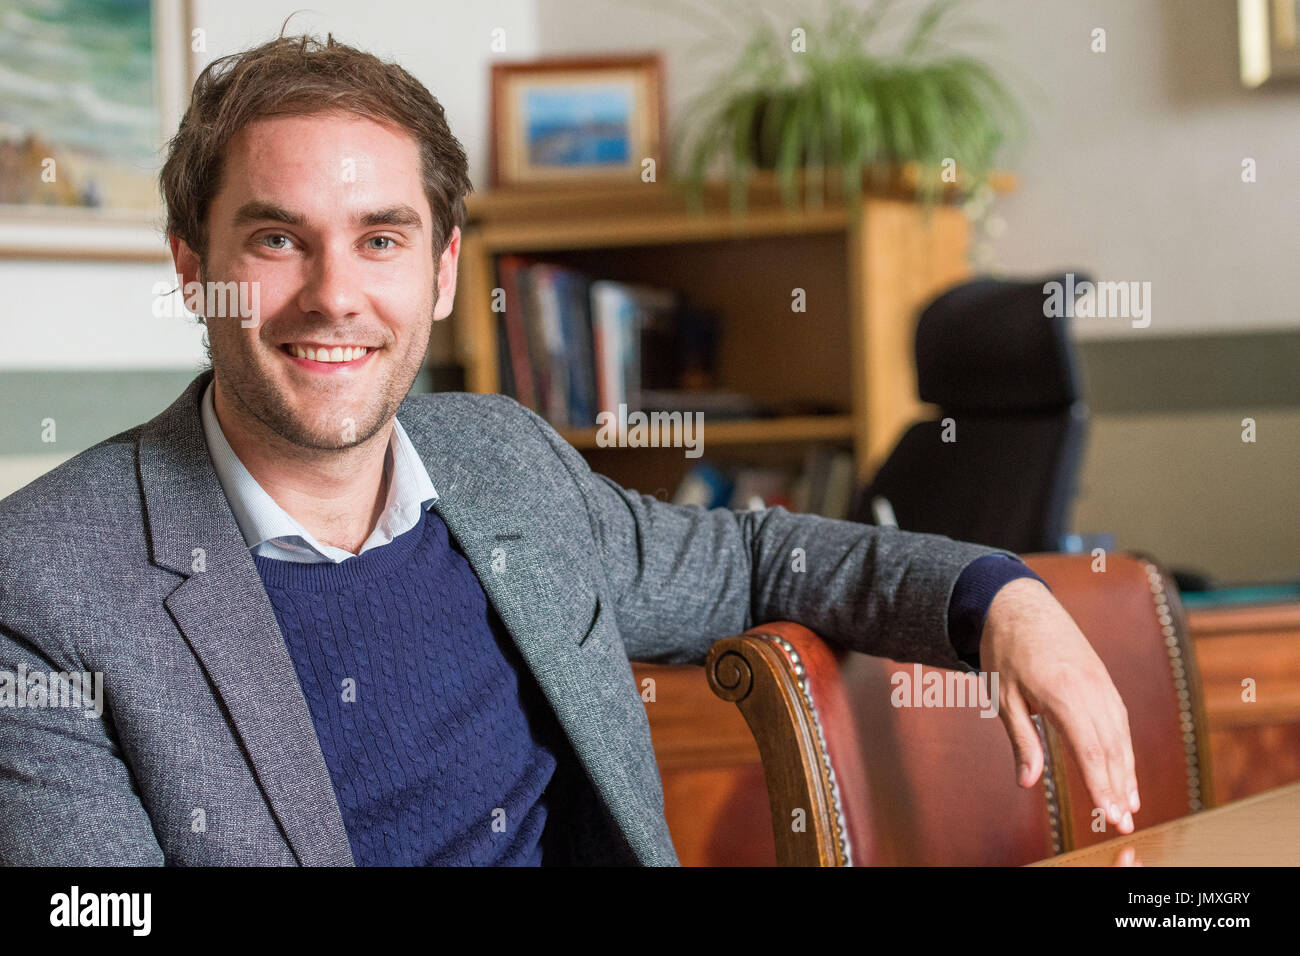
914;274;1087;414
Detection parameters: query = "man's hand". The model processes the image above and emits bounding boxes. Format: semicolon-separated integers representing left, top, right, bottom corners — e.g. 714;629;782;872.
980;578;1141;834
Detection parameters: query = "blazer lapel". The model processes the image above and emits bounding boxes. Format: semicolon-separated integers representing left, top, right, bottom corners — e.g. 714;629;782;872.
138;372;354;866
399;398;667;863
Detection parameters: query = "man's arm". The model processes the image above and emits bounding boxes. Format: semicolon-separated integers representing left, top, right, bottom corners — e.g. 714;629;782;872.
519;404;1013;669
0;623;165;865
520;403;1141;833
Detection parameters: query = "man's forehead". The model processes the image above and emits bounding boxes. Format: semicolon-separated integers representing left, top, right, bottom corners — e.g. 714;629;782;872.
216;113;429;220
226;112;422;175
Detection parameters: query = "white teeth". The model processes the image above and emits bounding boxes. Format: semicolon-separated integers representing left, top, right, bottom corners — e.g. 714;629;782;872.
287;344;370;362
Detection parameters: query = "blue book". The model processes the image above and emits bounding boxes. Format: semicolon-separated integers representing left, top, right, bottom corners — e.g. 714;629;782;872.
552;268;597;426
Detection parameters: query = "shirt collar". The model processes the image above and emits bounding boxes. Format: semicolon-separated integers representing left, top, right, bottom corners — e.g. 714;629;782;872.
199;379;438;563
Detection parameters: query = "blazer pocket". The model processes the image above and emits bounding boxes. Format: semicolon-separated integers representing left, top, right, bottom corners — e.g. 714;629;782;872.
576;595;608;649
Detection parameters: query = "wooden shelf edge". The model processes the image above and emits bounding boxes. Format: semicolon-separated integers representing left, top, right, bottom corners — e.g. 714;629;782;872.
554;414;854;450
476;208;849;251
466;166;1017;223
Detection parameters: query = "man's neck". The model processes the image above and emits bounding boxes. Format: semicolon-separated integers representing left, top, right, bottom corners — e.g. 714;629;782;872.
212;381;391;554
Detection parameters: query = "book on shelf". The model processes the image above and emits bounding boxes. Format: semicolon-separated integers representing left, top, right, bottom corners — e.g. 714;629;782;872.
494;255;750;428
670;446;856;518
590;279;679;413
496;254;536;410
554;266;598;425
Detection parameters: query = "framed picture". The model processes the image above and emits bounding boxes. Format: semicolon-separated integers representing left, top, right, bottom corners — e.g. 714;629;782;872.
0;0;195;260
490;54;664;188
1239;0;1300;86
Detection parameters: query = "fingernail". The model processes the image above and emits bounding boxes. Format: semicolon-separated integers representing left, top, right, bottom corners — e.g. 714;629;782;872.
1110;803;1120;821
1122;811;1133;831
1129;789;1141;811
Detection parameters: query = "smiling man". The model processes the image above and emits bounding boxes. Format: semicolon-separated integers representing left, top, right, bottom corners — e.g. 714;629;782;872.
0;34;1139;866
193;110;444;563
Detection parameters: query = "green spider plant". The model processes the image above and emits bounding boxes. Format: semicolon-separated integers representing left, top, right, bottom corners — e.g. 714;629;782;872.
665;0;1024;215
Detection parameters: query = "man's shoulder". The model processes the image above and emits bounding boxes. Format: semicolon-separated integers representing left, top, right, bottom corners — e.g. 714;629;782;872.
397;390;564;457
0;424;171;660
0;427;145;563
396;390;590;497
398;389;532;428
0;427;141;517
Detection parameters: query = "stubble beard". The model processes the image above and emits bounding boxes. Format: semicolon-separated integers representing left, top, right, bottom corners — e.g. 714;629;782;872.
209;281;437;454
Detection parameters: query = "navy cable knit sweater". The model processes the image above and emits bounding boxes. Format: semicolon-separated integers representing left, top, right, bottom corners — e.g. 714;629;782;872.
253;507;563;866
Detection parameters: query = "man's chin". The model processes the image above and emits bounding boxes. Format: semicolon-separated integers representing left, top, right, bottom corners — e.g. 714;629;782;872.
265;404;385;451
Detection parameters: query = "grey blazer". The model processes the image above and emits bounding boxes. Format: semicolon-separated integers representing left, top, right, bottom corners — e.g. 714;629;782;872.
0;370;1012;866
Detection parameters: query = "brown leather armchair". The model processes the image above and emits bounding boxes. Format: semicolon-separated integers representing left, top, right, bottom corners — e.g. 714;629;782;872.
658;551;1214;865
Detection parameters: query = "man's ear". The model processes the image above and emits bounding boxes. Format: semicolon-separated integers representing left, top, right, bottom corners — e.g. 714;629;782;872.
169;234;202;288
433;225;460;322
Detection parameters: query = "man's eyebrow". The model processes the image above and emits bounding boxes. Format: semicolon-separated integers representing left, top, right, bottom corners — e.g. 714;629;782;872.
229;201;423;230
231;201;304;228
357;205;423;228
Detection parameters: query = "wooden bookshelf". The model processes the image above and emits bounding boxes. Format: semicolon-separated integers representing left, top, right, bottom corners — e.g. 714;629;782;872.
448;170;1008;496
556;414;855;451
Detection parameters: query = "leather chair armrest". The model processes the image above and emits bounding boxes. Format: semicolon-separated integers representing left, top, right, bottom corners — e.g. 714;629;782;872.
705;622;873;866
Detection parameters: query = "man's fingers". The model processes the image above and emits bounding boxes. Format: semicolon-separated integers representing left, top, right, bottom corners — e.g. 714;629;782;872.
1074;677;1139;830
1057;710;1128;833
997;687;1043;788
1097;716;1135;833
1115;698;1140;813
1098;690;1140;820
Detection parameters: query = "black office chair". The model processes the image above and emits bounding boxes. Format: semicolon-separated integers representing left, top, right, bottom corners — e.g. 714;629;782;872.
850;274;1090;554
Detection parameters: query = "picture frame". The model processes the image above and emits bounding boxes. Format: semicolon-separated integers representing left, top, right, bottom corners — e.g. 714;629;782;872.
1239;0;1300;87
490;54;664;188
0;0;195;261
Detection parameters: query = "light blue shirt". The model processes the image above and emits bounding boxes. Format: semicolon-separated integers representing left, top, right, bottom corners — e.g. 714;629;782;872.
199;381;438;563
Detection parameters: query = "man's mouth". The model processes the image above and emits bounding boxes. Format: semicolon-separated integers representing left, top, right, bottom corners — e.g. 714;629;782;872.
279;343;375;364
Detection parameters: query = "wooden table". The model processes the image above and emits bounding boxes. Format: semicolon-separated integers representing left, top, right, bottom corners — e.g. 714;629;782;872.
1030;780;1300;866
1186;601;1300;803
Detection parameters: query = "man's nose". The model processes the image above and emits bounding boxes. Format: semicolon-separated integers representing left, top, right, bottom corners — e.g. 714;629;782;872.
297;240;365;321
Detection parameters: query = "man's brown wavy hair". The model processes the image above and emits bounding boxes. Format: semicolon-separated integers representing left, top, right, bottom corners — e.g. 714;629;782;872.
161;30;472;271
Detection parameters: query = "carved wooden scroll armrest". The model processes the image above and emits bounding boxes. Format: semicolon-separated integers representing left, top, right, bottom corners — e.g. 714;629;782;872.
705;621;872;866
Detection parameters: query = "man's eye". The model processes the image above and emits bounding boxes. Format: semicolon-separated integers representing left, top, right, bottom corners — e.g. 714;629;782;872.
261;234;293;250
367;236;396;250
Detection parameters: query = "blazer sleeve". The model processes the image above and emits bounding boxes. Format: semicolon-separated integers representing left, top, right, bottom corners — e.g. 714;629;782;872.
0;622;165;865
515;402;1021;669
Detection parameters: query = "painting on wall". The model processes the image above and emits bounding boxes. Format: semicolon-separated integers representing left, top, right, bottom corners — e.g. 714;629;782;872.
1239;0;1300;86
0;0;192;259
490;55;664;188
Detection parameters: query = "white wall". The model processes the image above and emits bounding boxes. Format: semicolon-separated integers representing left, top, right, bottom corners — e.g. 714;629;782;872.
535;0;1300;340
0;0;538;370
